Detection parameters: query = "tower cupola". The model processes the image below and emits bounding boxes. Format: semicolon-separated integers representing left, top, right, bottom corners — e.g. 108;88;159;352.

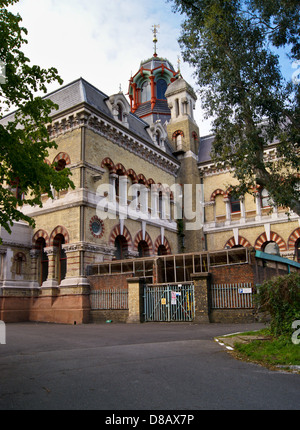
128;27;180;126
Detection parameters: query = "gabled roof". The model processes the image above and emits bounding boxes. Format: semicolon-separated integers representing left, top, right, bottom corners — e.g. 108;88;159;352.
0;77;179;163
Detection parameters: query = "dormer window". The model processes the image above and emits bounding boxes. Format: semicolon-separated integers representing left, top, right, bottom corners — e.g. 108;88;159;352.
156;130;161;146
107;93;130;128
117;103;123;121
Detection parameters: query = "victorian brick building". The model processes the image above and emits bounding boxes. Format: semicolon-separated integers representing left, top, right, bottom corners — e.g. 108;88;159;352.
0;46;299;323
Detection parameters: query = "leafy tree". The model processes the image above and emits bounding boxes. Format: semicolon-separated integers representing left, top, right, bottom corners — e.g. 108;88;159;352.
0;0;74;238
170;0;300;215
257;272;300;338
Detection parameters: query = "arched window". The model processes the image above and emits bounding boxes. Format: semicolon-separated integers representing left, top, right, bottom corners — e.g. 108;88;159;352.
158;191;163;218
55;159;67;172
138;241;150;258
53;234;67;284
173;131;184;151
157;245;168;256
117;103;123;121
156;130;161;146
156;79;167;100
36;237;48;286
141;81;151;103
15;253;26;276
175;99;180;117
114;235;128;260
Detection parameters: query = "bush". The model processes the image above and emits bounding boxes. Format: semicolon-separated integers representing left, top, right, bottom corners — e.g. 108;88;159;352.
257;272;300;338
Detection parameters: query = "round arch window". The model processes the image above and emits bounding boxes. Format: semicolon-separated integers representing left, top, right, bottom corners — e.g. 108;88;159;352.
90;216;104;238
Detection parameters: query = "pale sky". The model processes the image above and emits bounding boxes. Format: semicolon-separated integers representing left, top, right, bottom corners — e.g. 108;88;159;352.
9;0;295;137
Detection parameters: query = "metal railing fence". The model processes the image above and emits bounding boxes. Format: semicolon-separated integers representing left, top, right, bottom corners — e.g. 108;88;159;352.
90;289;128;310
211;283;254;309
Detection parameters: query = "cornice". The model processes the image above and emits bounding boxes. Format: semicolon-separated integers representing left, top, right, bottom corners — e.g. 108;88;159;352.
47;105;180;177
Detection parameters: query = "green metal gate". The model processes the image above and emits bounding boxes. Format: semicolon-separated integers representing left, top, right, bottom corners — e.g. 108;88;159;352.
144;283;195;322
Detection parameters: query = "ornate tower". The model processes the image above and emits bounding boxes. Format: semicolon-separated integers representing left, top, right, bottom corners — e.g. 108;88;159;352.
128;28;204;253
165;73;204;253
128;26;180;126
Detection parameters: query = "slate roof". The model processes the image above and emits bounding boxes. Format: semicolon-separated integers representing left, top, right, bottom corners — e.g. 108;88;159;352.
47;78;155;143
140;57;175;72
198;134;214;164
0;78;155;144
134;99;171;118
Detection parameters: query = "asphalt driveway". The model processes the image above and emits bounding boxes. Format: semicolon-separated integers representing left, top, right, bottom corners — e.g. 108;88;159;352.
0;322;299;411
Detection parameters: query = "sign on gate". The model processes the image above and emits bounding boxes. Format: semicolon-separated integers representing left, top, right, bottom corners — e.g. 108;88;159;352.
0;321;6;345
144;283;195;322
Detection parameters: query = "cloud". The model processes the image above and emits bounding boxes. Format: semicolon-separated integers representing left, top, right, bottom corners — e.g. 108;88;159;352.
10;0;213;134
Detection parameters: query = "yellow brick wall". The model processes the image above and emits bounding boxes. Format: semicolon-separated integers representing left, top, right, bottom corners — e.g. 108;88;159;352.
33;207;81;244
85;129;176;189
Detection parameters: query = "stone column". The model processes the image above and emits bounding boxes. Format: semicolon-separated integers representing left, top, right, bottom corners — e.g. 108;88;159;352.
29;249;40;289
191;272;211;323
224;197;231;224
109;173;117;202
59;243;90;293
42;246;59;289
151;189;159;219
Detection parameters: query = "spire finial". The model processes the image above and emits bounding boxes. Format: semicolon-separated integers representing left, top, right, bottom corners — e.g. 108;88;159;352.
152;24;160;58
177;55;182;75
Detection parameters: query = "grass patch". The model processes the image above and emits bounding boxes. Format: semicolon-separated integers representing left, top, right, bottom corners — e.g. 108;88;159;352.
233;332;300;369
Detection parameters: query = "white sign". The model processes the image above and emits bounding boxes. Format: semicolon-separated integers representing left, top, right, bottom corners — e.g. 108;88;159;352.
238;288;252;294
0;321;6;345
171;291;177;305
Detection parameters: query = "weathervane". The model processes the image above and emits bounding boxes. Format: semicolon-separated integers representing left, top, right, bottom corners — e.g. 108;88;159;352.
152;24;160;57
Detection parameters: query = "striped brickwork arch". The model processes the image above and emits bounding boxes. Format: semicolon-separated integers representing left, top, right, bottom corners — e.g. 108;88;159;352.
49;226;70;246
225;236;252;249
137;174;147;185
109;224;133;249
172;130;184;140
154;236;172;255
288;228;300;250
134;231;153;255
210;189;225;202
53;152;71;166
147;178;155;187
254;231;287;252
101;157;115;172
115;163;127;175
32;230;50;248
127;169;138;183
